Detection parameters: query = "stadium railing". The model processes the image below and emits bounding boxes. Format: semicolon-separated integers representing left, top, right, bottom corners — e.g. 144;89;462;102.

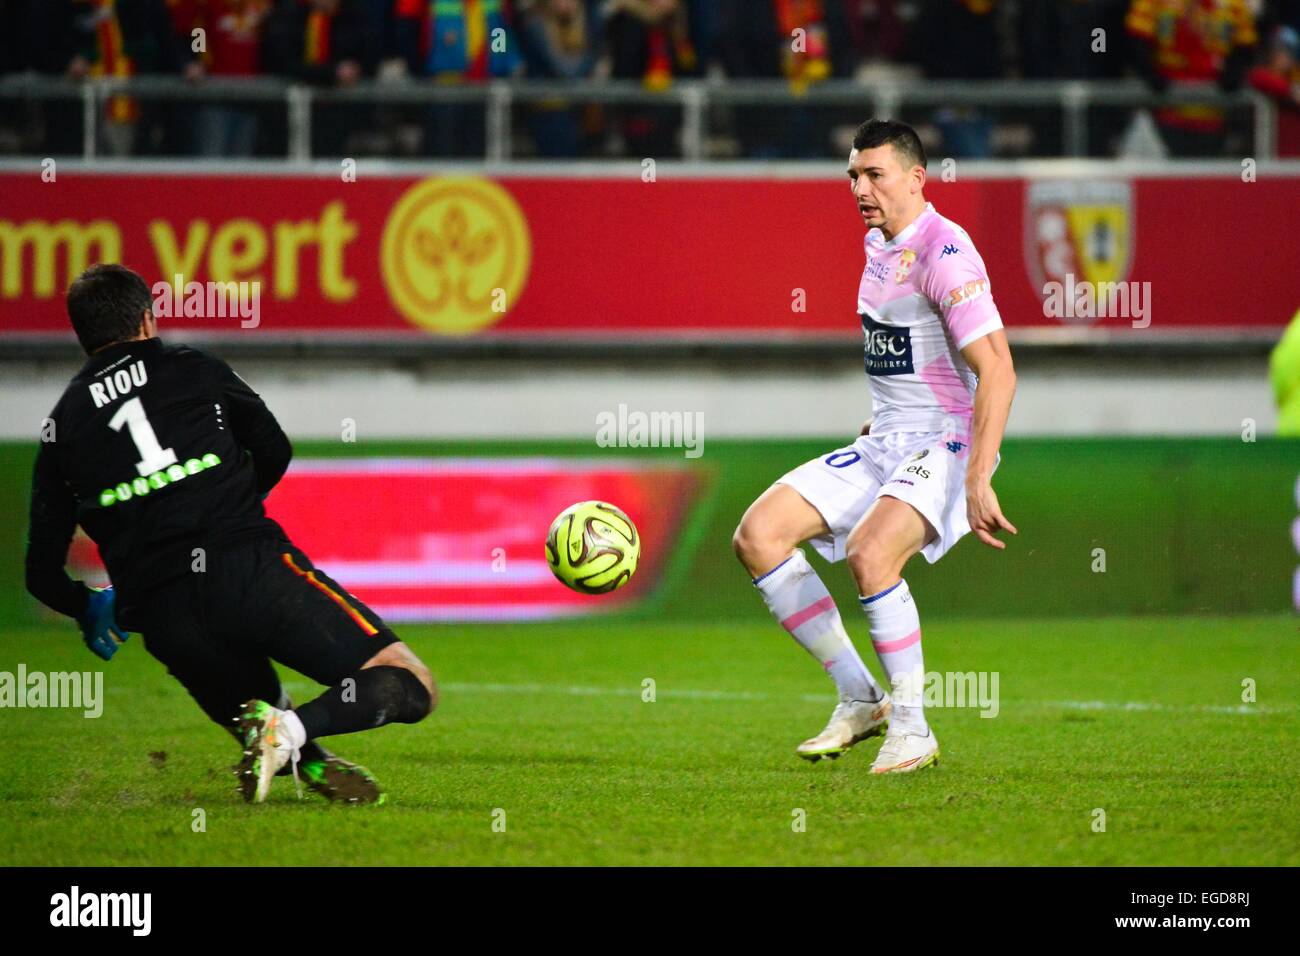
0;75;1275;162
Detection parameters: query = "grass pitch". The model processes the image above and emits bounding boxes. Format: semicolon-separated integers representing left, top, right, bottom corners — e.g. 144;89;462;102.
1;613;1296;866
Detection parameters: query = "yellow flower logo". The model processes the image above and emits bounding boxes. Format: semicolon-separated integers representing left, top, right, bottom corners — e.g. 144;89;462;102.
381;177;531;335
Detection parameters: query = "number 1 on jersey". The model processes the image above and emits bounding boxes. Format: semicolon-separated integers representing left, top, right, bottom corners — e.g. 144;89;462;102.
109;396;179;476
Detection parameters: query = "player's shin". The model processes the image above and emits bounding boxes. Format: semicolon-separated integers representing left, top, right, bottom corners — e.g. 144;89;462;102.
860;579;927;733
293;666;432;741
754;549;884;703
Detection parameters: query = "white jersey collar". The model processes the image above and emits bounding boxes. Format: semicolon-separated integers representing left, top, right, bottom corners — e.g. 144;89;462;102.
867;201;935;249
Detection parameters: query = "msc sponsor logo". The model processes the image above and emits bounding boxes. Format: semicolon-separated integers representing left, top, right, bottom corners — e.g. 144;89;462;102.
860;314;913;376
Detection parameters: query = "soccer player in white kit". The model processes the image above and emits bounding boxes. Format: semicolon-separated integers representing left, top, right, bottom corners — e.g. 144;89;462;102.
732;119;1018;773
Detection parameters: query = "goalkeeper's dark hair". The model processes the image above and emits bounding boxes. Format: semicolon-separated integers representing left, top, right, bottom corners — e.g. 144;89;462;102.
852;119;927;171
66;263;153;354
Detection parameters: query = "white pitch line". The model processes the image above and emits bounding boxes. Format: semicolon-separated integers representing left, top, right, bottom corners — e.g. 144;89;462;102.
441;681;794;702
414;681;1291;716
1041;699;1286;716
278;679;1289;715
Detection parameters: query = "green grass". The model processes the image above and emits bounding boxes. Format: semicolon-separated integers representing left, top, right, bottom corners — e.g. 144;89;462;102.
1;613;1296;866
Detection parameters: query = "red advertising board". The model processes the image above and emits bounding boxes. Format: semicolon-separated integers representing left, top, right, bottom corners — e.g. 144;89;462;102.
66;457;698;622
2;168;1296;339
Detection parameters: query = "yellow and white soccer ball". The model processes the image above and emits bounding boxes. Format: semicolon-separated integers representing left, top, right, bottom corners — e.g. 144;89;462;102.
545;501;640;594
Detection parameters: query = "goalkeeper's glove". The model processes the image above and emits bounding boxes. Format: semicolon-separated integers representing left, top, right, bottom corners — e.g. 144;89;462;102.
80;586;130;661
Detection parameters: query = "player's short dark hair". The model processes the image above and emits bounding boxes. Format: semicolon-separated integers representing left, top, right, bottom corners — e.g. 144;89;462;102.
66;263;153;354
851;119;927;171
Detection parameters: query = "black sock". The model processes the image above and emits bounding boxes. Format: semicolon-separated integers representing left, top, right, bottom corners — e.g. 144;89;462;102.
295;666;431;741
301;740;331;762
275;740;331;775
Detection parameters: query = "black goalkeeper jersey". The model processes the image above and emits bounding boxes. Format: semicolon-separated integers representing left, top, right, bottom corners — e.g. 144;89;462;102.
25;337;292;624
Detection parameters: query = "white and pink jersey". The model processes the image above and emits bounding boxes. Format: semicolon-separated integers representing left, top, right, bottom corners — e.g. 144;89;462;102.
857;201;1002;438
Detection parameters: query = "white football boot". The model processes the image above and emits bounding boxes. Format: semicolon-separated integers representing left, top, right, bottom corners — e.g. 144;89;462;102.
235;699;302;802
796;695;892;761
869;724;939;774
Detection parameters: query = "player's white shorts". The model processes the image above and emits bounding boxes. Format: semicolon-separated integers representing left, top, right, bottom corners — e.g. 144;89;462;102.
777;431;997;565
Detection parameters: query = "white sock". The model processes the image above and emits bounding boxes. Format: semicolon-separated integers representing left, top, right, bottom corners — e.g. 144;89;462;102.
754;549;884;703
278;708;308;749
860;579;928;733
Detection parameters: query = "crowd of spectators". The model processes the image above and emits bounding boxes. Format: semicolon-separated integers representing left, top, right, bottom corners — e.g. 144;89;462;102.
0;1;1298;158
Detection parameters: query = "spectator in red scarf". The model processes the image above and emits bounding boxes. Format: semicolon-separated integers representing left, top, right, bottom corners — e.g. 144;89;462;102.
773;0;831;92
263;0;379;154
173;0;272;155
716;0;848;157
1125;0;1258;157
264;0;377;86
392;0;524;156
604;0;694;89
59;0;191;155
603;0;696;157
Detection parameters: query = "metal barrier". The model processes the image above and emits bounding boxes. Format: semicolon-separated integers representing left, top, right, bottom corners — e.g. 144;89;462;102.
0;74;1273;162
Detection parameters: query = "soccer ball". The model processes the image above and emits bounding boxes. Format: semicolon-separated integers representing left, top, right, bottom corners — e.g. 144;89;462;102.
545;501;640;594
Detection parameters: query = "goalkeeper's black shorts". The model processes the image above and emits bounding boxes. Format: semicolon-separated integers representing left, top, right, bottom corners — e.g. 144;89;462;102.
122;535;399;727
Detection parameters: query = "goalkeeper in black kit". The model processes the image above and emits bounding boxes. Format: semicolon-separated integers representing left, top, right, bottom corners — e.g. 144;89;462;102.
25;264;437;804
